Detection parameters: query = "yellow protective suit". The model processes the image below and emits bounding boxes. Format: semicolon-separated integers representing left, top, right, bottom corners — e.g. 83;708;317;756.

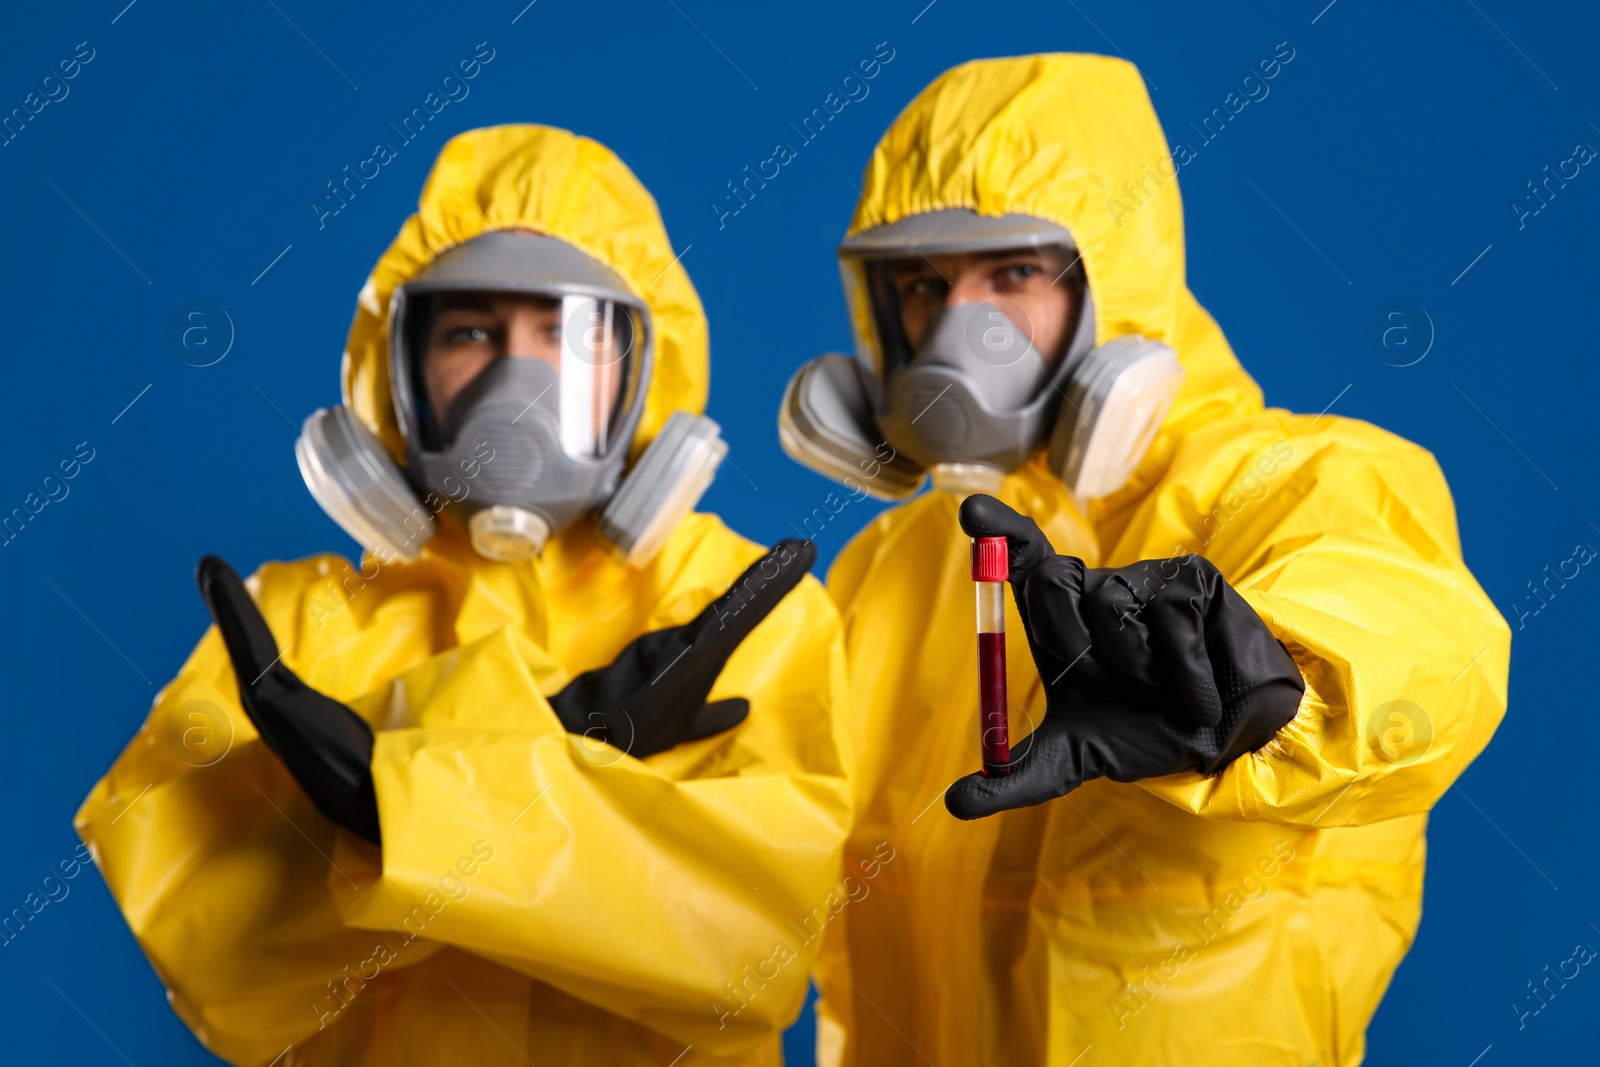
813;55;1509;1066
76;126;852;1067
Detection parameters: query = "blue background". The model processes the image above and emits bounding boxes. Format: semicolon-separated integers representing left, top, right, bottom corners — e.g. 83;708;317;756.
2;0;1597;1063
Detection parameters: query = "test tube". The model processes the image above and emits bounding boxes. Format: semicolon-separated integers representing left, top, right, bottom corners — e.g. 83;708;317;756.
972;536;1011;777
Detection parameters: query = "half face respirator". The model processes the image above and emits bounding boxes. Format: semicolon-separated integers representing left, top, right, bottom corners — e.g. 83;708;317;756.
780;211;1183;502
296;231;726;565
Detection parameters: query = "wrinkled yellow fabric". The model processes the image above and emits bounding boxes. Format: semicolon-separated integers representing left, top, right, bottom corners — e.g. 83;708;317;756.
76;125;852;1067
814;55;1509;1067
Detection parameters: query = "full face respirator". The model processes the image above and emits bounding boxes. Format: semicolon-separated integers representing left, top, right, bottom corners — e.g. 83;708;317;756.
780;210;1184;502
296;231;727;565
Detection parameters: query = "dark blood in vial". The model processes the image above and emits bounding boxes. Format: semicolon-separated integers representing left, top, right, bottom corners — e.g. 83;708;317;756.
978;630;1010;777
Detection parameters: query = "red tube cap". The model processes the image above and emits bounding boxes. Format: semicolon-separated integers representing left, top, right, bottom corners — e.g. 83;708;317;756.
971;536;1009;582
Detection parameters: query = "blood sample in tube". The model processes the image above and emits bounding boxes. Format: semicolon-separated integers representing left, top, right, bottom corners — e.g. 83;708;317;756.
972;535;1011;777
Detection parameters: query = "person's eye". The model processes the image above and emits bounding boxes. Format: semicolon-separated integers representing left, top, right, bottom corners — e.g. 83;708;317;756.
444;325;493;345
999;263;1041;284
903;276;947;300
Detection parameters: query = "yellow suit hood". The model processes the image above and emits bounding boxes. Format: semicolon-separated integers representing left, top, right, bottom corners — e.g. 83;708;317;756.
342;124;707;461
851;53;1261;521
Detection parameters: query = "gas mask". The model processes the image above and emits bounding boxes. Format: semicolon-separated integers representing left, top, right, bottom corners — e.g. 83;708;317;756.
296;231;726;565
780;210;1183;502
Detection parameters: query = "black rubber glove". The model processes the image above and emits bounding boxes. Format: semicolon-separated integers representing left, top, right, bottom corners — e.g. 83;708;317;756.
945;495;1304;820
549;539;817;759
198;540;815;843
197;556;382;844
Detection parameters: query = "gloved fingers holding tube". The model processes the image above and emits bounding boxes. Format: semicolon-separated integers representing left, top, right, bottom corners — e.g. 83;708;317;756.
946;714;1095;815
946;495;1304;820
954;491;1058;594
959;494;1098;671
961;493;1222;714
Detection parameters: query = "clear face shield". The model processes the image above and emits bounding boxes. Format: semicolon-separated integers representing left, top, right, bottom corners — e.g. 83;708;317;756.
845;242;1086;389
404;290;646;462
559;297;639;459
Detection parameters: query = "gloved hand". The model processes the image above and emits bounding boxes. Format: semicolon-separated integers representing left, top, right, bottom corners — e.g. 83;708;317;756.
945;495;1304;820
200;541;816;844
198;556;382;844
549;538;817;759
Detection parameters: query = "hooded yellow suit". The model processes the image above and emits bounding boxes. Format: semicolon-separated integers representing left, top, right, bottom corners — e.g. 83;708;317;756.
76;126;852;1067
813;56;1509;1066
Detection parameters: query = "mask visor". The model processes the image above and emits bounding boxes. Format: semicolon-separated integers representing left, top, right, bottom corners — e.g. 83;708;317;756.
858;243;1085;389
412;292;644;460
838;210;1084;391
558;295;642;460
